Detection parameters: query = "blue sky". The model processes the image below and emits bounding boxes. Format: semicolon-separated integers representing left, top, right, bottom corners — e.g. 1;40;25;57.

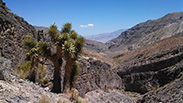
4;0;183;36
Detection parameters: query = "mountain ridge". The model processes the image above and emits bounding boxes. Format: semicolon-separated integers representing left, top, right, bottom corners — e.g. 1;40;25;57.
106;12;183;53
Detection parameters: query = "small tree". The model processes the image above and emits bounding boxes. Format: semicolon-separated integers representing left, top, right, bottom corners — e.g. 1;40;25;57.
23;23;85;93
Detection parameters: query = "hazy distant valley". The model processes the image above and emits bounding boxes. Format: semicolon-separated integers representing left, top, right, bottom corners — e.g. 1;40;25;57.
85;29;126;43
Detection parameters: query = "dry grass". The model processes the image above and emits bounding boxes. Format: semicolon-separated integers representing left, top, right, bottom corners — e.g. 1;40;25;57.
57;99;67;103
39;95;50;103
14;69;29;80
15;61;31;80
76;97;88;103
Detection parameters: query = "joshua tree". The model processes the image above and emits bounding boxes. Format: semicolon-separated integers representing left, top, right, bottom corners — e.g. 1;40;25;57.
23;23;85;93
23;36;40;82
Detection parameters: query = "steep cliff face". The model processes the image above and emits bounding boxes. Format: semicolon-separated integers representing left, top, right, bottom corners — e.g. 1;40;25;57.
0;1;36;67
106;12;183;53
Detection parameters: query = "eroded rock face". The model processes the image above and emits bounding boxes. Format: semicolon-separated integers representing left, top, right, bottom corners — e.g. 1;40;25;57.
0;2;36;67
116;47;183;94
77;58;123;97
137;76;183;103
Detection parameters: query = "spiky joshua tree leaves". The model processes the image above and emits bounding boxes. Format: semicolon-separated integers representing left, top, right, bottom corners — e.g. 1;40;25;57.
23;23;85;93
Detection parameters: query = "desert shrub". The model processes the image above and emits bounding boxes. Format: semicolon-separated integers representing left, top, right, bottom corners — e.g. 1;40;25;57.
16;61;49;86
76;98;82;103
180;75;183;81
37;65;50;86
43;77;49;84
17;61;31;71
57;99;67;103
75;97;88;103
39;95;50;103
103;88;109;93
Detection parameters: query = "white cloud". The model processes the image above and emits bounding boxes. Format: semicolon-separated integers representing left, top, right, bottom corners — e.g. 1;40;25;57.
80;25;88;28
80;24;94;28
88;24;94;27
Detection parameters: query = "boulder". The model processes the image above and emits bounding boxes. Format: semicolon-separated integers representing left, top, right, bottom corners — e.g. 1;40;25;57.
0;57;13;82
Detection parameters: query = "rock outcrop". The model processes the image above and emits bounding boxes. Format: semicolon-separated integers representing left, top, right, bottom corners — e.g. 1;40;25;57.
0;78;71;103
77;58;123;97
0;1;36;67
0;57;13;82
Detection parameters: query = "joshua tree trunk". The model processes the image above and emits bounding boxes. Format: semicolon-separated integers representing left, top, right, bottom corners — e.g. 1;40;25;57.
29;57;38;83
63;58;74;93
52;58;63;93
29;69;36;82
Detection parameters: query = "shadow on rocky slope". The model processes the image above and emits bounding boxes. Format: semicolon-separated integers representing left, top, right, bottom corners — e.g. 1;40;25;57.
137;76;183;103
115;33;183;98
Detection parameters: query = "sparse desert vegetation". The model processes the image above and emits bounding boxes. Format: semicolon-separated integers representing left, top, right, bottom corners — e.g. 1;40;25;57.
0;0;183;103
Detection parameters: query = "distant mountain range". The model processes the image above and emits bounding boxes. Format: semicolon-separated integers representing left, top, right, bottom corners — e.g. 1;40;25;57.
85;29;126;43
106;12;183;53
